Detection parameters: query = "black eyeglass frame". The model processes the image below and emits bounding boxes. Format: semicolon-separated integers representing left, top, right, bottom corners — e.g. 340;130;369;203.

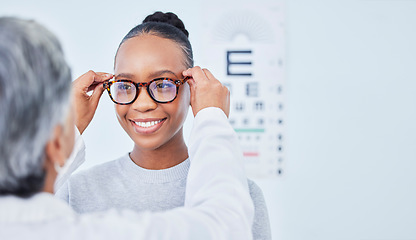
103;77;190;105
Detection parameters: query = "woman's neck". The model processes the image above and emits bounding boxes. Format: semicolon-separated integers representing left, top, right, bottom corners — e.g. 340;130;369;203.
129;132;188;170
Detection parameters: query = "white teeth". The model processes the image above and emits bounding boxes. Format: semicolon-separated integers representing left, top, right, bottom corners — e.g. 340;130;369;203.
134;120;162;128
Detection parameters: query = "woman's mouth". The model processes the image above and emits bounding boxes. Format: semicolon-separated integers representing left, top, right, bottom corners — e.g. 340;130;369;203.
130;118;166;134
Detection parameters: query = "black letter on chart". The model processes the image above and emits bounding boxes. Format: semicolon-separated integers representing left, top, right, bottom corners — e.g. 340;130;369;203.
226;50;252;76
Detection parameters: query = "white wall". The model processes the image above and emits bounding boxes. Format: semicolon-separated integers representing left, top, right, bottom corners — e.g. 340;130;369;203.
2;0;416;239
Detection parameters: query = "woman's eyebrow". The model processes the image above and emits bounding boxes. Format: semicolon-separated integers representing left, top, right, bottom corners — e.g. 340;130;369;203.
115;73;135;79
149;70;179;79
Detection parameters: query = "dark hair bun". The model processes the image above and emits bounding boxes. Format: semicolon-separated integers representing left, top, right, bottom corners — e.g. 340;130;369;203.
143;11;189;38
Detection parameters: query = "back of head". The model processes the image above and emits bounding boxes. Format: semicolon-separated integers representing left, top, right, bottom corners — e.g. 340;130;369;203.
117;11;194;68
0;17;72;198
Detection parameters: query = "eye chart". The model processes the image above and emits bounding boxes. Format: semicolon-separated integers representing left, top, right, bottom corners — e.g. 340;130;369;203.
199;1;285;178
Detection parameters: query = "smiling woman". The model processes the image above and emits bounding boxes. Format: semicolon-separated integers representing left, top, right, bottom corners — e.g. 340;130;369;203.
56;11;271;240
113;34;191;168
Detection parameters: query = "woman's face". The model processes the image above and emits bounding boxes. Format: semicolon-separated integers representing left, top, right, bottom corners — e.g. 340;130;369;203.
114;34;190;150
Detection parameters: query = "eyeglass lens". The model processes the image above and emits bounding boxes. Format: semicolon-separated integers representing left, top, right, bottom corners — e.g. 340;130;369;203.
109;79;178;104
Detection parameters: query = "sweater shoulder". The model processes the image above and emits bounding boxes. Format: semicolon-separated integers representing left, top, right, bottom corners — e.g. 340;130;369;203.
247;179;272;240
68;155;126;184
247;179;266;200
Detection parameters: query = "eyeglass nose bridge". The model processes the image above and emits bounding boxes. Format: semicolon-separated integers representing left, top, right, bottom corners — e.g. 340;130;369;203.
135;82;150;88
134;82;154;103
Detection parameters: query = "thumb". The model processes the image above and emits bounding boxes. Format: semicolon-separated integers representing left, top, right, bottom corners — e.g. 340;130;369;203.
74;70;97;91
90;83;105;106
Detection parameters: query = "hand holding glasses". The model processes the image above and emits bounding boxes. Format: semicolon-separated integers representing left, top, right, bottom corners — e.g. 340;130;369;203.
103;77;189;105
182;67;230;117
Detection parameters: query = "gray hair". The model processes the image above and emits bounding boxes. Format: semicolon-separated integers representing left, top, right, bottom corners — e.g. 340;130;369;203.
0;17;72;198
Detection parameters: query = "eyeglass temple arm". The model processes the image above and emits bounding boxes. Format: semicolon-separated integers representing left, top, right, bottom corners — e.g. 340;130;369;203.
181;76;190;83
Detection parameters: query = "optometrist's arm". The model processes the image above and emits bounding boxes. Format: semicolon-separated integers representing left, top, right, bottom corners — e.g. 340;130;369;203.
173;107;254;239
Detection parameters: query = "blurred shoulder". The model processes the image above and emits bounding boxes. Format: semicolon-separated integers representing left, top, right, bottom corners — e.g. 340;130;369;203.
247;179;265;199
69;154;129;183
247;179;272;240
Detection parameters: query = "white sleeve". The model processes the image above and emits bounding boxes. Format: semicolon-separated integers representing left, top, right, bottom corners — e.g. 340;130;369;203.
132;107;254;239
54;126;86;192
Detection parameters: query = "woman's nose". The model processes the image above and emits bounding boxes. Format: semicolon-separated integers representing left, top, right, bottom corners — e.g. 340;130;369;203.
131;88;158;112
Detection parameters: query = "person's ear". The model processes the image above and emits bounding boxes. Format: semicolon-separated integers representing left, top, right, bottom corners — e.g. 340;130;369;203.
44;125;66;170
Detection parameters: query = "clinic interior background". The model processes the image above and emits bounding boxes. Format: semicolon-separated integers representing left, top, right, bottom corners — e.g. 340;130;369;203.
2;0;416;239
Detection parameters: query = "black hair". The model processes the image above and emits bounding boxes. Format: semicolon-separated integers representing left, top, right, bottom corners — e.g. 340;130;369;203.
117;11;193;68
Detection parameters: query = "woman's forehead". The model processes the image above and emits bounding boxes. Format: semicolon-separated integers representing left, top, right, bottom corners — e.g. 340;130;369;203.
117;35;183;62
115;35;186;77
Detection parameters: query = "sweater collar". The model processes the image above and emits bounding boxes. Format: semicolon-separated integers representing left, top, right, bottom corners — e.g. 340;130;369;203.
118;154;190;184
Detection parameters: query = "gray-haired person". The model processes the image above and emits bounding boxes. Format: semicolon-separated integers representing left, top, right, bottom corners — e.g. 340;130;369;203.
0;17;254;239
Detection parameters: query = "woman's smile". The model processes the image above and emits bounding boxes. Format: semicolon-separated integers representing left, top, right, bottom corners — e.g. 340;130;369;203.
130;117;166;134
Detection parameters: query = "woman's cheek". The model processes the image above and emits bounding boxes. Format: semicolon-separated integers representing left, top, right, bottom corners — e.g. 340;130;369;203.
180;84;191;106
115;105;129;127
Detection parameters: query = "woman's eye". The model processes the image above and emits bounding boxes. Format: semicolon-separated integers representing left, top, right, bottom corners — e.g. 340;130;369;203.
156;82;171;89
118;84;131;90
156;83;166;88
